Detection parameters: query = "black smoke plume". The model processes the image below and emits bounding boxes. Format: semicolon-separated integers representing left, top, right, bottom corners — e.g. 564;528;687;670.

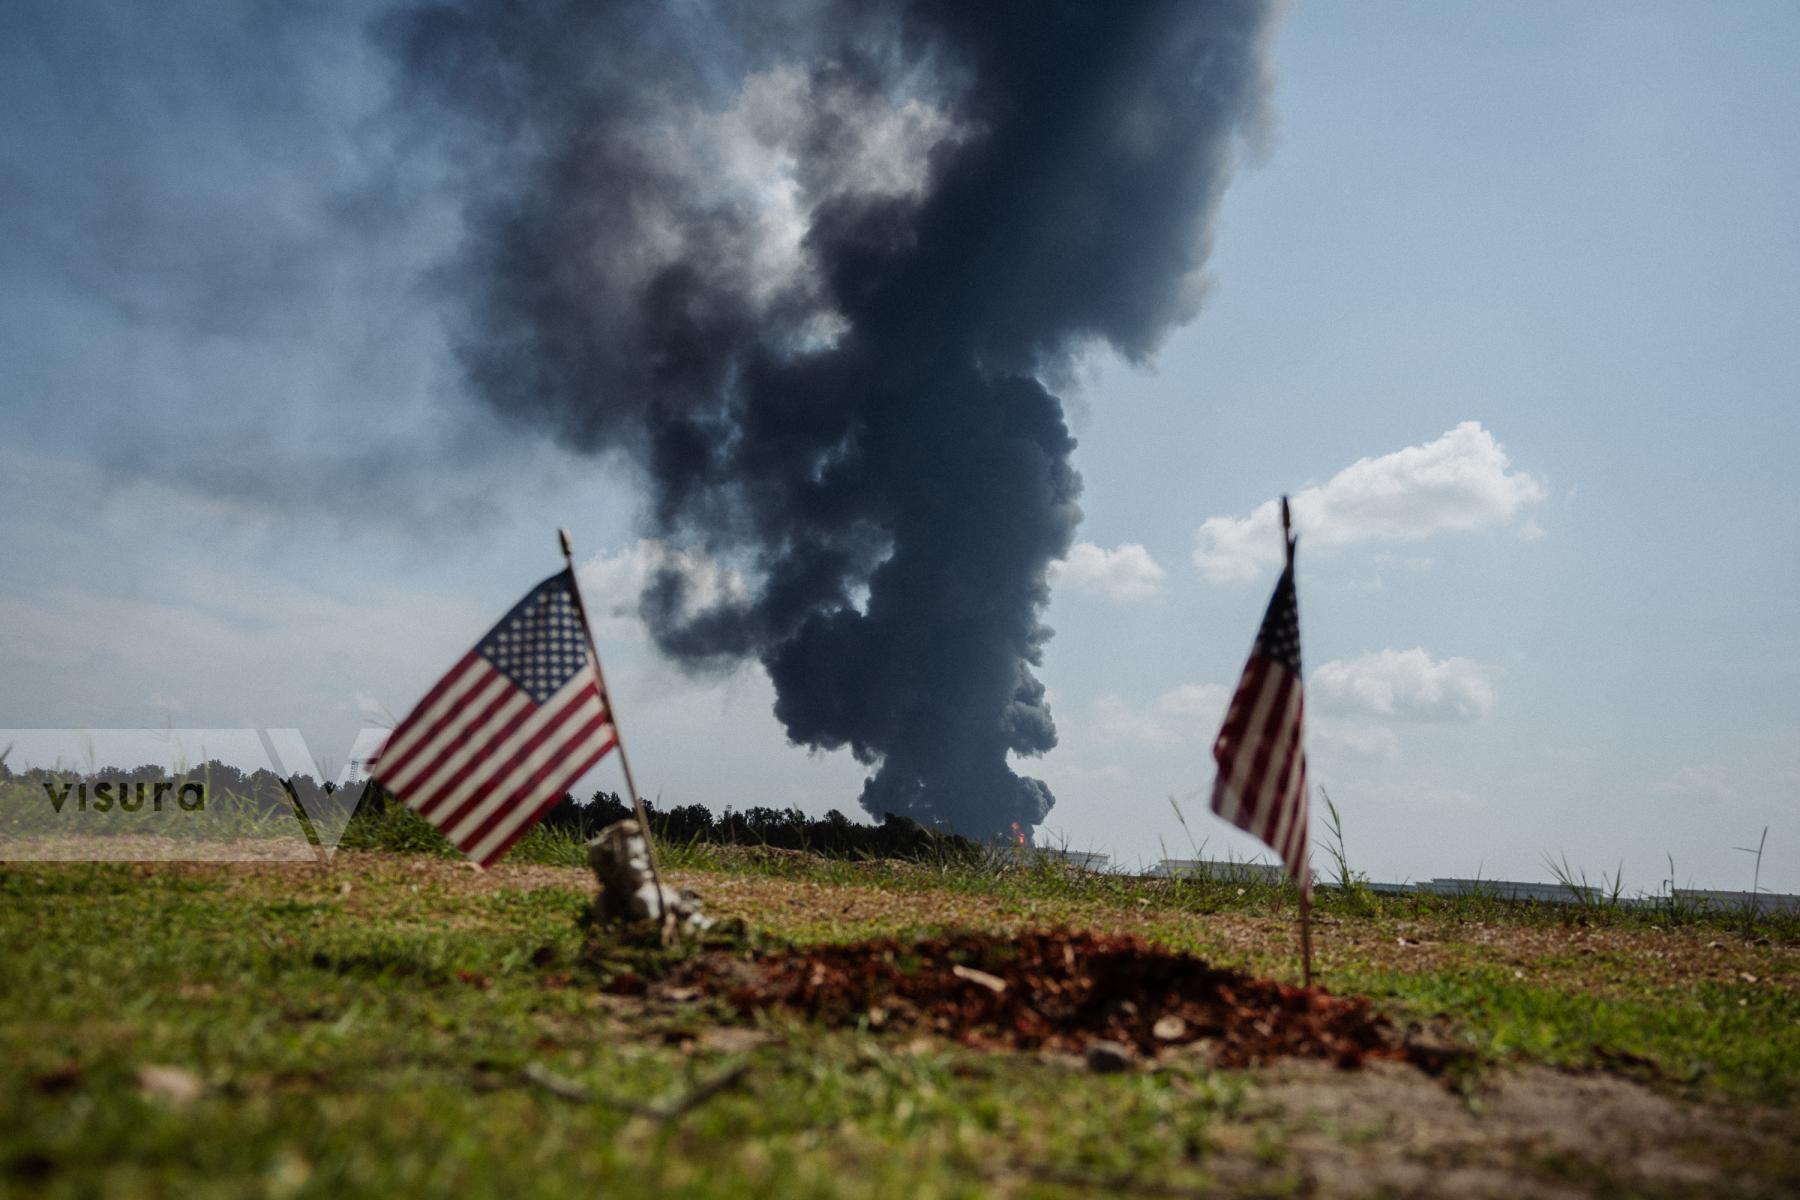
382;0;1279;839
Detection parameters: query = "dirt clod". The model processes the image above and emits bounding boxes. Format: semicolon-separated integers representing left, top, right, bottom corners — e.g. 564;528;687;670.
1085;1040;1135;1073
657;928;1459;1071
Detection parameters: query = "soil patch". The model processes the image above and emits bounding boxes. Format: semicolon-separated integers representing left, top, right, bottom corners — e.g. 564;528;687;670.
1197;1058;1800;1200
649;928;1459;1071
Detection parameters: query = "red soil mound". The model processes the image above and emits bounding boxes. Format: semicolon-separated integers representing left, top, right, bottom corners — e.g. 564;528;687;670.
665;929;1454;1071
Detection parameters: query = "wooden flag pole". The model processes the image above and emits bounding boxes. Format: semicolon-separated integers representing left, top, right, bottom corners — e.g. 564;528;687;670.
560;528;670;928
1281;496;1315;989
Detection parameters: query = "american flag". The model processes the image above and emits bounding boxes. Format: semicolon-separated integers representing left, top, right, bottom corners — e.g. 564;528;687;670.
1210;557;1311;899
373;570;616;868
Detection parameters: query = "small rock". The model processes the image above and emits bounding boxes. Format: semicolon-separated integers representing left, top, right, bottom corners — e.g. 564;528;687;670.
1085;1040;1135;1073
136;1064;204;1107
699;1027;772;1053
267;1147;313;1199
1152;1015;1187;1042
950;964;1007;993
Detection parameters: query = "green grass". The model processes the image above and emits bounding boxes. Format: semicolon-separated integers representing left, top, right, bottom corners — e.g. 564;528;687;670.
0;863;1245;1198
1345;963;1799;1097
1;852;1795;1198
620;831;1800;944
274;808;1800;1103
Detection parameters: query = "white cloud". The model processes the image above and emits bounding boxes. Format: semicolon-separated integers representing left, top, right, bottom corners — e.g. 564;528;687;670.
1309;716;1401;759
1093;696;1170;747
1049;541;1167;601
1362;781;1487;816
579;540;748;637
1193;422;1546;581
1653;765;1733;805
1093;683;1230;748
1651;740;1800;812
0;570;487;740
1091;678;1407;758
1311;648;1496;722
1156;684;1232;724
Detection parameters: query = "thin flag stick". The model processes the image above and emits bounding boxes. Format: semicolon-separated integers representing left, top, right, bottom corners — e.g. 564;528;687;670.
559;528;669;927
1282;496;1315;989
1299;837;1315;988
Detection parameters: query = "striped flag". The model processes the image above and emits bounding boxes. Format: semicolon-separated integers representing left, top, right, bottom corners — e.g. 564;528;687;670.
1210;557;1311;899
373;570;616;867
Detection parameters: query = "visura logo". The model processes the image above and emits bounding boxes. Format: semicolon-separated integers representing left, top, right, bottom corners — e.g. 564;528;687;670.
3;727;391;861
42;780;206;813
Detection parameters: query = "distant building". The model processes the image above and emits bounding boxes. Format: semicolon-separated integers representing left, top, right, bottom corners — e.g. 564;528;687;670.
1672;888;1800;916
1122;860;1800;912
1411;878;1591;904
1323;876;1800;913
1003;846;1110;872
1147;858;1301;886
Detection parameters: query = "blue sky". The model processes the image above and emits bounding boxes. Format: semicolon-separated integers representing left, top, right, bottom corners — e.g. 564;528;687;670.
4;2;1796;890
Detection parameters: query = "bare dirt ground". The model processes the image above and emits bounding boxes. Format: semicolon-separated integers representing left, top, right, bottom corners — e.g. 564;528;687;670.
1202;1058;1796;1200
